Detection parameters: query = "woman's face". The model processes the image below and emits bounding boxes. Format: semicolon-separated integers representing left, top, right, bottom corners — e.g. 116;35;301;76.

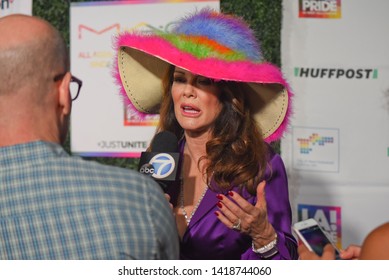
171;67;222;135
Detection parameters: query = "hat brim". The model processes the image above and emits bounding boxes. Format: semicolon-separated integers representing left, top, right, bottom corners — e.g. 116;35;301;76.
114;33;292;142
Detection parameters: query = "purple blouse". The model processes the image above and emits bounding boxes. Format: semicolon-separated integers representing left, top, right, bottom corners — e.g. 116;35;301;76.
166;141;298;260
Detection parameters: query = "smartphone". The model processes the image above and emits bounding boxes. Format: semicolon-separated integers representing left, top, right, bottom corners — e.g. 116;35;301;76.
293;218;341;259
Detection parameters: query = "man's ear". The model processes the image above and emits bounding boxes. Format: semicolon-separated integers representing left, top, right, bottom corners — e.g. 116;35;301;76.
58;72;72;115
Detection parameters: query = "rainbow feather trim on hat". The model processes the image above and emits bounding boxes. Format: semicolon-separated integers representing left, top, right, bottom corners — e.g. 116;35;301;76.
162;10;262;61
113;8;293;142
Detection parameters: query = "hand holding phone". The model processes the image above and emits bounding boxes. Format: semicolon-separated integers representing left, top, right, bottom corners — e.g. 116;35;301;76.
293;218;341;259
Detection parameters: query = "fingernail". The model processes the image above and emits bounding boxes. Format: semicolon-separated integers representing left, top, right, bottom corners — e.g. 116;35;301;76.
214;211;219;216
217;202;223;208
228;191;234;197
216;194;223;200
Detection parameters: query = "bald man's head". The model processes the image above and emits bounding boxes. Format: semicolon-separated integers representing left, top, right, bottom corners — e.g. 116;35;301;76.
0;14;69;97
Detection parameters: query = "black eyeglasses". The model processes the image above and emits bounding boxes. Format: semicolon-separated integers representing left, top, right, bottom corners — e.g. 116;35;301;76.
53;73;83;101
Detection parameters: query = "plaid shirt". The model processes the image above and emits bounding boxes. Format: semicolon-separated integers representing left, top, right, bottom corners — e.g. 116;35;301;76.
0;141;179;259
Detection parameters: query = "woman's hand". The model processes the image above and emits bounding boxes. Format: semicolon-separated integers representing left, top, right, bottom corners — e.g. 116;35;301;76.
164;193;174;211
298;243;336;260
215;181;276;247
298;242;361;260
340;244;361;260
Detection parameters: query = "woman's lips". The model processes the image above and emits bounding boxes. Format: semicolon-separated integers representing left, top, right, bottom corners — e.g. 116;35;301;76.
181;104;201;116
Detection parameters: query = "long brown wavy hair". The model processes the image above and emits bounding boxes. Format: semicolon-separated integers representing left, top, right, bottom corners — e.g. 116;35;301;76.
156;65;269;194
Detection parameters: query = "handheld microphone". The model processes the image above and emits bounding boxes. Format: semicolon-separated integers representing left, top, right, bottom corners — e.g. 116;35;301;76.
138;131;181;192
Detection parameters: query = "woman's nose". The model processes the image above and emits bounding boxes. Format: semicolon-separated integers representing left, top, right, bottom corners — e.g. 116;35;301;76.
182;83;196;98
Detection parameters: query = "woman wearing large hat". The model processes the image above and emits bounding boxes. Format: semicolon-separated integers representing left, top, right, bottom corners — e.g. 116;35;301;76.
113;8;297;260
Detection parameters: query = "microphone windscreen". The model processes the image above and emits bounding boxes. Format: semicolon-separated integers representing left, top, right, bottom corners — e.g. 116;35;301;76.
150;131;179;153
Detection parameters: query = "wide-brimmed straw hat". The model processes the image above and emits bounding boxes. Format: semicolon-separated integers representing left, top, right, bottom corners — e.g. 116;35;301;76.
113;8;293;142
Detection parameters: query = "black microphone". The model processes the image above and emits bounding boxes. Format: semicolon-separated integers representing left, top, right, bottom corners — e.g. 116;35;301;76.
138;131;181;191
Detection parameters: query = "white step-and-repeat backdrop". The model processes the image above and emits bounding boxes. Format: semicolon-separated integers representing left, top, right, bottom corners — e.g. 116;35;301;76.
0;0;32;17
281;0;389;248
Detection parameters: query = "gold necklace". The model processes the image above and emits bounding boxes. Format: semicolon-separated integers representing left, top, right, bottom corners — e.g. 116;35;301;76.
180;180;208;225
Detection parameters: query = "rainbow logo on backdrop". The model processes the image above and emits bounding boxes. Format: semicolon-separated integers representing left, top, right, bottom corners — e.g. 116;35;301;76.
299;0;341;19
297;204;342;248
297;133;334;154
292;127;339;172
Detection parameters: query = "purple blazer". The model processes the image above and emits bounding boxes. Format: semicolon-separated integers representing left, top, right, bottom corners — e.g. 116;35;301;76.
166;141;298;260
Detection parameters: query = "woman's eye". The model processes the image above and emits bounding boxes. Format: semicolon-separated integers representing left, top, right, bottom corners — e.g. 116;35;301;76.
197;77;213;85
173;76;186;83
